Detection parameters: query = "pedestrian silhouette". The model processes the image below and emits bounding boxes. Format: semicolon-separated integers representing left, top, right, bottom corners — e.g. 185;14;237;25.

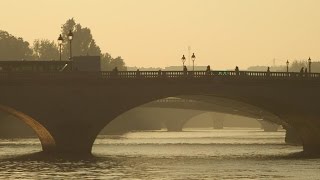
235;66;239;76
206;65;211;71
136;69;141;78
300;67;304;77
305;68;308;77
266;67;270;77
183;66;188;76
158;69;162;77
206;65;211;75
112;67;118;76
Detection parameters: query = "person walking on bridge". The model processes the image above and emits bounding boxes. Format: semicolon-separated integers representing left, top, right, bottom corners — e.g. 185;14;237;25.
235;66;240;76
158;70;162;78
183;66;188;76
266;67;271;77
112;67;118;77
304;68;308;77
300;67;304;77
205;65;211;76
136;69;140;78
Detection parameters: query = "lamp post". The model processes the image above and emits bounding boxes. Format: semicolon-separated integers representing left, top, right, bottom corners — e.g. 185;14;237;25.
308;57;312;73
57;34;64;61
286;60;289;73
67;30;73;60
191;53;196;71
181;55;186;70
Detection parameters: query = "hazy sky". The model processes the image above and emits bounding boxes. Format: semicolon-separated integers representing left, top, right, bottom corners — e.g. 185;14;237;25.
1;0;320;69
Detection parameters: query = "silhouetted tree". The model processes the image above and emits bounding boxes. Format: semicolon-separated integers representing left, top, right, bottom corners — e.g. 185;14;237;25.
59;18;127;70
33;39;59;60
110;56;127;71
101;53;112;70
0;30;33;60
101;53;127;71
60;18;101;59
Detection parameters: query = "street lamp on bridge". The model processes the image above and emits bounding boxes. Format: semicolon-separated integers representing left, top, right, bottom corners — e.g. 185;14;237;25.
191;53;196;71
67;30;74;60
57;34;64;61
286;60;289;73
308;57;312;73
181;55;186;70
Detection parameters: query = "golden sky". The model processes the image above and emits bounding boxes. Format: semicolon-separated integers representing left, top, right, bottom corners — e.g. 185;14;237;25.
1;0;320;69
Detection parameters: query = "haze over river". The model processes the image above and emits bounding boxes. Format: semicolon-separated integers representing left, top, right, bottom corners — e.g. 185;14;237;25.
0;128;319;179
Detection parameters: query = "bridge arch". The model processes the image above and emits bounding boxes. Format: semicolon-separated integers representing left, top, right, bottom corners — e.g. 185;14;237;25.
98;93;286;134
96;92;304;150
0;105;55;152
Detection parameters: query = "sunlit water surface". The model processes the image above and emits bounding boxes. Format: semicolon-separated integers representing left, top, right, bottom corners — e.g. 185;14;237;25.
0;128;319;179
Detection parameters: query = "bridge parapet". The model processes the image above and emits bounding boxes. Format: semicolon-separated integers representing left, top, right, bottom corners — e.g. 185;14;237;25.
99;71;320;79
0;71;319;81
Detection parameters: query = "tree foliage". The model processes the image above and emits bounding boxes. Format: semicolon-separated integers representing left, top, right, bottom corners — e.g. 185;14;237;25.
60;18;126;70
60;18;101;59
101;53;127;71
0;18;127;70
0;30;33;60
33;39;59;60
110;56;127;71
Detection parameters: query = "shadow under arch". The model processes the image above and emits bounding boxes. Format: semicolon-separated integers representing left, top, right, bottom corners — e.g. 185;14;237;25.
0;105;56;152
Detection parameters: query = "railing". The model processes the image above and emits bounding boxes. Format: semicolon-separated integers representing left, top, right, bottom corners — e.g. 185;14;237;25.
0;71;320;81
99;71;320;80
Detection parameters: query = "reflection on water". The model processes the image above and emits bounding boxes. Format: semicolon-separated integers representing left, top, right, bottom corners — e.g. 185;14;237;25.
0;128;319;179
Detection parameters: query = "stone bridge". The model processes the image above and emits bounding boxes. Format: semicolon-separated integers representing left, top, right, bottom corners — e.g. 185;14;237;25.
142;96;281;131
0;70;319;154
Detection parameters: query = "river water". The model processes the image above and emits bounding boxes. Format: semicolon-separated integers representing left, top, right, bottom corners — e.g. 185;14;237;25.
0;128;319;179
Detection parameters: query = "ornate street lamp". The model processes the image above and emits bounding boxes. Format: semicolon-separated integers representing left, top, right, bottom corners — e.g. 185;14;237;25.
308;57;312;73
67;30;74;60
57;34;64;61
286;60;289;73
181;55;186;70
191;53;196;71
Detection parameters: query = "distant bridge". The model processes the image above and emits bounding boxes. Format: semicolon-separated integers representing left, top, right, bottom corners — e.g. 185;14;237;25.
145;96;281;122
0;70;319;154
142;97;280;131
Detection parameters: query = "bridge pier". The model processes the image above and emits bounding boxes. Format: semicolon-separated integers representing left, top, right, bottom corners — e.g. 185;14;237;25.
210;113;224;129
163;110;205;132
295;125;320;153
213;119;224;129
47;132;95;155
259;120;279;132
165;120;185;132
280;115;320;153
284;126;301;145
